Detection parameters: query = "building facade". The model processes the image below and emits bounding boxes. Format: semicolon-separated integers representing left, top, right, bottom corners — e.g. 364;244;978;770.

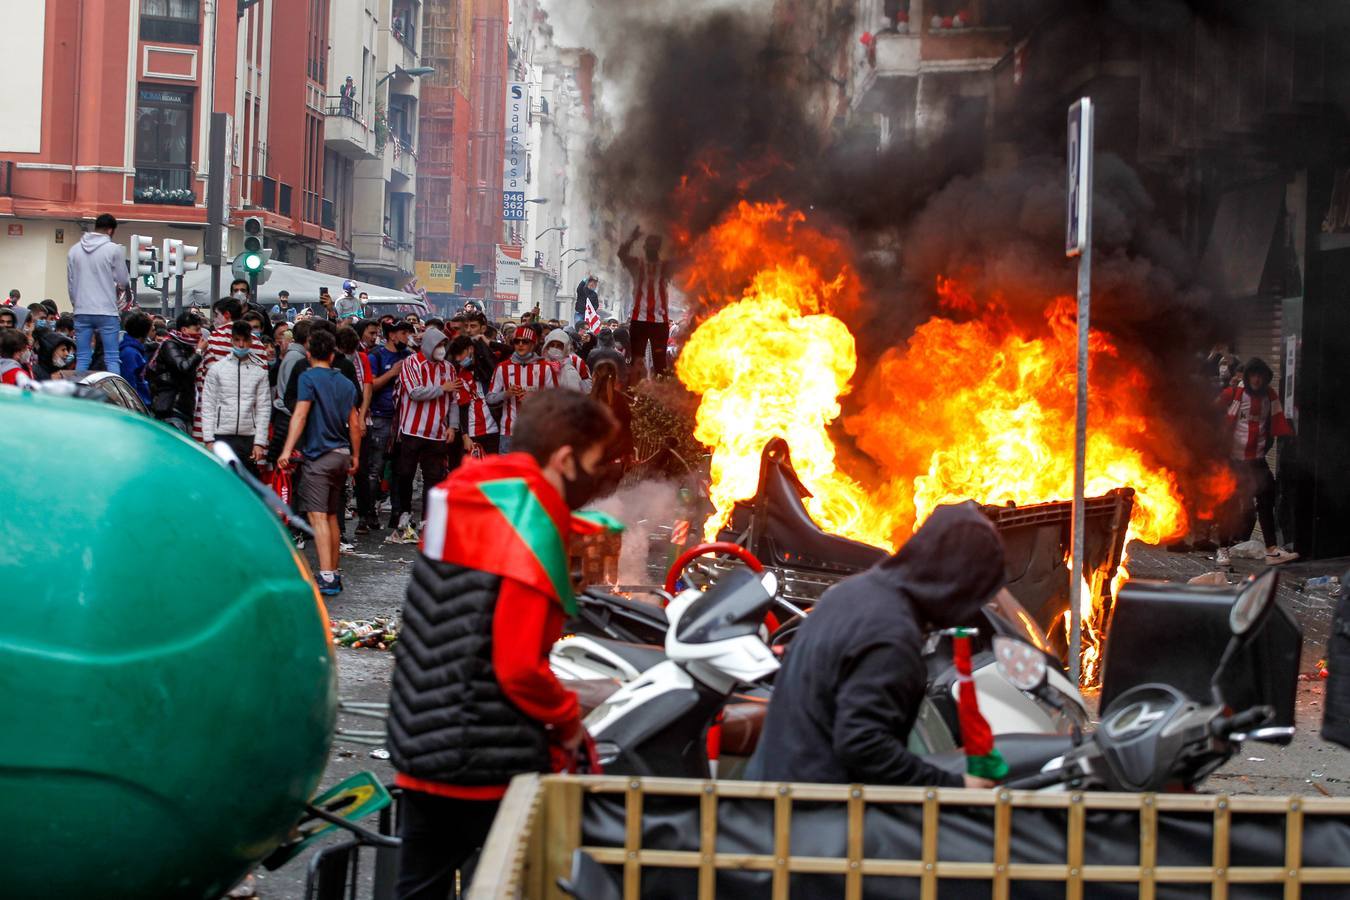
0;0;422;308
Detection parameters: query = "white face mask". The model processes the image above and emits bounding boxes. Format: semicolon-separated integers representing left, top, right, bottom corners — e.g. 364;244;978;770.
431;346;447;362
546;347;565;362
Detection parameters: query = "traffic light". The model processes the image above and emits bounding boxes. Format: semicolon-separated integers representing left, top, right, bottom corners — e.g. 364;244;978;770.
232;247;273;286
163;239;182;278
131;234;157;284
234;216;272;286
163;239;200;277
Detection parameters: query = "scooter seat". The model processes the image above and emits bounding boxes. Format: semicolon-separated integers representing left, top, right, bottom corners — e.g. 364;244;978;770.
924;733;1076;782
718;696;769;757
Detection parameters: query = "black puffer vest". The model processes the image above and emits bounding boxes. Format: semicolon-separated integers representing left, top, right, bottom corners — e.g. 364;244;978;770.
387;555;551;785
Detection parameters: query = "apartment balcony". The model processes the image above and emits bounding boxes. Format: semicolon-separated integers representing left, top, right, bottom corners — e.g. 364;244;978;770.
324;96;378;160
353;232;415;278
389;135;417;182
855;25;1010;113
133;166;196;206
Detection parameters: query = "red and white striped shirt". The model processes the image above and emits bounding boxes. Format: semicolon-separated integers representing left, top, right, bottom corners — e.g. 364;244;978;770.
628;258;671;324
397;352;455;441
1222;386;1292;461
193;323;264;441
490;358;557;436
570;353;591;383
456;364;499;438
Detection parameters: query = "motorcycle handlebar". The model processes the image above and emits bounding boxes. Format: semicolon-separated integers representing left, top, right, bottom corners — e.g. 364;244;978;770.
1213;706;1274;738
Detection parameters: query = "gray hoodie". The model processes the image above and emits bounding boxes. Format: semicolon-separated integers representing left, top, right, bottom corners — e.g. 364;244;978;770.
67;231;130;317
403;327;449;401
274;341;309;412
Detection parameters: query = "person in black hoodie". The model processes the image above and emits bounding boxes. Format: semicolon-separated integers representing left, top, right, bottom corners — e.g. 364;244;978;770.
745;502;1007;789
32;330;77;381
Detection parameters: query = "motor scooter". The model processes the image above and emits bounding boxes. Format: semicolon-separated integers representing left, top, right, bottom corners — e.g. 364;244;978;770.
974;569;1297;793
585;560;1086;779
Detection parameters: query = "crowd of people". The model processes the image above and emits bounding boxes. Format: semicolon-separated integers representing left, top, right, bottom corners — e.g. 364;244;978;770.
1;277;651;600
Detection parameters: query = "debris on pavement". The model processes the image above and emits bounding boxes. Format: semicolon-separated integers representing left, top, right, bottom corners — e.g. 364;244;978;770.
332;617;400;650
369;748;391;760
1188;571;1231;586
1228;540;1267;560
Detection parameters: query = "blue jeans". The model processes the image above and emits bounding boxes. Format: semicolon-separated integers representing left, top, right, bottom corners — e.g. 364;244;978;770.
74;314;121;375
498;436;511;455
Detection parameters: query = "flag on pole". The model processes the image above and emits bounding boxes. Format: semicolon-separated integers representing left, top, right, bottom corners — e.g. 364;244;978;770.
949;627;1009;780
584;298;602;334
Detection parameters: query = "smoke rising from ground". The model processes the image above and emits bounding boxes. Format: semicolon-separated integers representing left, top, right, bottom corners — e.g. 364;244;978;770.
590;479;684;586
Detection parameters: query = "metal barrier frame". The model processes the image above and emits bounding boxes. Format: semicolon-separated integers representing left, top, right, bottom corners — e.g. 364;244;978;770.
468;775;1350;900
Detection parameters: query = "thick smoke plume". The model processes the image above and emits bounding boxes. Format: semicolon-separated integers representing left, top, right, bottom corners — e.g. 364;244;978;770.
590;479;685;586
566;0;1337;526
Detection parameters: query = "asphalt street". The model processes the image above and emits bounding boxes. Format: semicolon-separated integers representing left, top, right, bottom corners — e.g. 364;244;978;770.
252;531;1349;898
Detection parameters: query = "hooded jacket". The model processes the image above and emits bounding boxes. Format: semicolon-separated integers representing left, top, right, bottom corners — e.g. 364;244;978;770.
32;331;76;381
67;232;131;317
745;502;1006;787
542;327;581;390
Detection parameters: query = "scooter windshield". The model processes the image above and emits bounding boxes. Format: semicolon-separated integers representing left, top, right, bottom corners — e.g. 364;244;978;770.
675;565;774;645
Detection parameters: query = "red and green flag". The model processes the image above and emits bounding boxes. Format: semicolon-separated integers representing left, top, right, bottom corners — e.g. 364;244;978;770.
949;627;1009;781
421;456;583;614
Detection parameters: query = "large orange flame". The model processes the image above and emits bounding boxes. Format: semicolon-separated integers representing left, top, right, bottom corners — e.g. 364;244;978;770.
675;202;1228;682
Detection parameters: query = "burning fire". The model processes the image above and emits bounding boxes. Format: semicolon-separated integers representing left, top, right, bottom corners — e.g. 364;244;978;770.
676;202;1228;681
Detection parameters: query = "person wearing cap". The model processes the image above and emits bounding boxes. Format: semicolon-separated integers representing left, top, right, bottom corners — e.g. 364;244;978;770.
488;326;557;454
271;290;296;323
390;325;459;544
364;319;413;533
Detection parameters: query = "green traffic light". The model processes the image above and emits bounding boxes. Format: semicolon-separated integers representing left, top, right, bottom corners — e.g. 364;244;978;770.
243;252;263;272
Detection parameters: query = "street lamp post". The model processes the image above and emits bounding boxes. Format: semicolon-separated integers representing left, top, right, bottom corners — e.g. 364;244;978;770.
376;65;436;88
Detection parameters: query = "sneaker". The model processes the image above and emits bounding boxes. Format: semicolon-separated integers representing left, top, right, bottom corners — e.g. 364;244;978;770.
1215;547;1231;566
294;533;307;551
1265;548;1300;566
318;574;343;596
339;541;356;553
355;520;371;536
397;512;412;530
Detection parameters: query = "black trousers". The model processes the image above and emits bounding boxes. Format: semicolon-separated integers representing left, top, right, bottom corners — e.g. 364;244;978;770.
1225;458;1279;547
395;791;500;900
628;320;670;383
396;434;449;524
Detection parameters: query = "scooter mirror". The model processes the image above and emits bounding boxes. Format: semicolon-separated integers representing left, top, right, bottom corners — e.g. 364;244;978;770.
1229;569;1278;637
993;635;1048;693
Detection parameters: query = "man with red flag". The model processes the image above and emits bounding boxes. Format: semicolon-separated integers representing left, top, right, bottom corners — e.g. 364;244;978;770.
746;501;1007;789
386;388;619;899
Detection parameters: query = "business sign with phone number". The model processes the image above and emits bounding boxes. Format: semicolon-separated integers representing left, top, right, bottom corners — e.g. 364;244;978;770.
503;191;526;221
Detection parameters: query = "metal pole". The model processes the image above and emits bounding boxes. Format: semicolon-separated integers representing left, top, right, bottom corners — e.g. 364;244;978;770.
206;112;228;304
160;272;169;319
175;275;184;319
1068;100;1094;687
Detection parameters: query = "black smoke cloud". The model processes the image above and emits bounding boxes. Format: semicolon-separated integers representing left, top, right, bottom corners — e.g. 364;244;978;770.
583;1;1216;361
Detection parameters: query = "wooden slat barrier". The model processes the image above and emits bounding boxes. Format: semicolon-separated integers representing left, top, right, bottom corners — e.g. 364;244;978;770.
468;776;1350;899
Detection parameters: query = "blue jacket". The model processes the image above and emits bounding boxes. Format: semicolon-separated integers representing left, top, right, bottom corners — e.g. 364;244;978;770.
119;335;152;406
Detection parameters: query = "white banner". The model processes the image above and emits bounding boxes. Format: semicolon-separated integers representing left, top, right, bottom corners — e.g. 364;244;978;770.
495;245;521;297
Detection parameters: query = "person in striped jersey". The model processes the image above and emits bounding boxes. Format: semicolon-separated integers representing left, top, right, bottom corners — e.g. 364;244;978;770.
488;326;557;454
448;335;500;456
618;225;676;385
389;326;459;543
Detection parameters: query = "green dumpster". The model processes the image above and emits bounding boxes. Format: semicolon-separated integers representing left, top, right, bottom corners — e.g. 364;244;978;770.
0;389;336;899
